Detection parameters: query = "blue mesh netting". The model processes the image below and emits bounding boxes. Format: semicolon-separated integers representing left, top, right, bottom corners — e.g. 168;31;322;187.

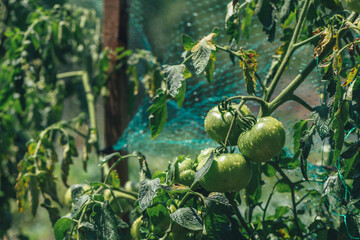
114;0;321;173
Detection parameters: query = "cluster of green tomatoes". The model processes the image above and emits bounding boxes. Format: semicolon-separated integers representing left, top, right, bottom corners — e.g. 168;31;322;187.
129;102;286;239
174;101;286;193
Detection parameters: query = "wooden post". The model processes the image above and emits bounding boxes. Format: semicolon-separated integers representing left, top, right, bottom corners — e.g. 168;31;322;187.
102;0;129;185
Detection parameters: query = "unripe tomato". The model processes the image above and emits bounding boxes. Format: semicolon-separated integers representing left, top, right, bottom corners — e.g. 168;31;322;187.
174;157;195;186
204;103;252;146
341;0;360;13
131;216;143;240
238;116;285;163
64;187;72;207
196;150;252;192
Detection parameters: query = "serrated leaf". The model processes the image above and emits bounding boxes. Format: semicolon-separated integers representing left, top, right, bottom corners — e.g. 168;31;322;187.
147;90;167;139
54;217;74;240
98;152;121;167
191;33;216;75
170;207;203;231
182;34;195;51
192;151;214;189
162;64;187;97
138;178;161;210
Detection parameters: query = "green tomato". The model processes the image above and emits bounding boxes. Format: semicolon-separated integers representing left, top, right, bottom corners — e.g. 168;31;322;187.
204;103;252;146
174;157;195;186
64;187;72;207
196;151;252;192
131;216;143;240
238;116;285;163
342;0;360;13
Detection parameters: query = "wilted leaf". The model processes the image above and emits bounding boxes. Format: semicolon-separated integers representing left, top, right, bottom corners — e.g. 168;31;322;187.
170;207;203;231
138;178;161;210
191;33;217;75
162;64;188;97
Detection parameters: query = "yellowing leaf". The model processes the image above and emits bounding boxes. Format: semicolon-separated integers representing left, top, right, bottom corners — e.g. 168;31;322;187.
342;65;359;86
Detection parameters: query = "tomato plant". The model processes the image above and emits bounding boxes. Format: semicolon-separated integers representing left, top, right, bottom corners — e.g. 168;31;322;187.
2;0;360;239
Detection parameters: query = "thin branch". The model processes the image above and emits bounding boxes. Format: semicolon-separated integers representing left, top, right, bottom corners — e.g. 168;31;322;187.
226;193;256;240
293;32;322;50
262;181;280;223
289;95;314;112
296;193;310;206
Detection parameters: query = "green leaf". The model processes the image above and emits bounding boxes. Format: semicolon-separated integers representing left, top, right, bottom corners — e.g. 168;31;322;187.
225;1;241;43
312;106;330;140
138;178;161;210
78;222;97;240
274;206;290;218
162;64;187;97
245;163;261;205
174;81;186;108
98;152;121;167
54;216;74;240
147;90;168;139
293;120;309;160
191;33;217;75
192;151;214;189
262;163;276;177
71;195;90;218
170;207;203;231
241;6;254;39
343;152;360;179
182;34;195;51
204;52;216;83
29;176;40;217
276;180;291;193
204;194;244;239
332;105;345;166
